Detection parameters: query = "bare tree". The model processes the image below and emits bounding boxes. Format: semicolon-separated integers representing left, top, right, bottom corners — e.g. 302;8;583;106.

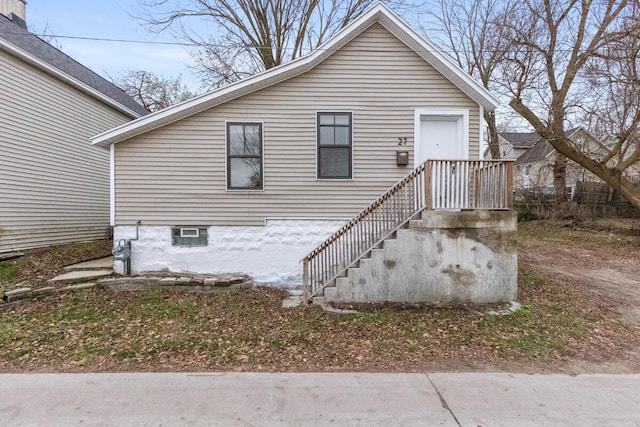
135;0;407;89
429;0;515;159
582;15;640;177
113;70;194;112
503;0;640;211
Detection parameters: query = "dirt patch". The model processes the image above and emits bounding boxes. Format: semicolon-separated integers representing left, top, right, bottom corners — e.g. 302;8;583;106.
518;220;640;372
521;247;640;326
519;221;640;327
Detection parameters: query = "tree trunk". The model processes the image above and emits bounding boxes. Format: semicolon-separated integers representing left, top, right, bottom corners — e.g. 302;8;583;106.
484;111;501;159
612;172;640;211
553;153;569;215
509;97;640;211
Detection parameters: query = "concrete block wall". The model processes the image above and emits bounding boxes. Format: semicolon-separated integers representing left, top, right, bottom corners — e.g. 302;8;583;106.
324;210;517;304
113;219;347;287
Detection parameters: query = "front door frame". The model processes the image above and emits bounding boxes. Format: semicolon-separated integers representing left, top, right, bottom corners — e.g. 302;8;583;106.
413;109;469;167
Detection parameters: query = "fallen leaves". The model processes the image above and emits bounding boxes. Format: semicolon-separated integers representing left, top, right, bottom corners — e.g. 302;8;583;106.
1;223;639;374
1;277;635;375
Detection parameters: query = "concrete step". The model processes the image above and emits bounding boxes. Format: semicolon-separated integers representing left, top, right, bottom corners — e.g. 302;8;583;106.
346;267;360;281
358;258;372;270
332;277;355;302
336;276;349;287
312;296;326;306
370;248;385;257
323;286;337;301
369;249;387;263
281;294;304;308
395;228;418;240
0;252;24;262
63;257;113;272
408;220;423;229
48;270;113;284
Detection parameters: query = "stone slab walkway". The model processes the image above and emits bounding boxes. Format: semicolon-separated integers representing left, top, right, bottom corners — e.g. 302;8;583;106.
98;275;252;292
63;256;113;271
48;270;113;284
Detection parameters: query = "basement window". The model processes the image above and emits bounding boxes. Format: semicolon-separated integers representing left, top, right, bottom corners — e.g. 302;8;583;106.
172;227;208;247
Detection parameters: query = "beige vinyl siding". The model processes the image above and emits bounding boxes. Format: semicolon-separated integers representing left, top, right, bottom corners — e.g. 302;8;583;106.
0;50;131;252
115;23;481;226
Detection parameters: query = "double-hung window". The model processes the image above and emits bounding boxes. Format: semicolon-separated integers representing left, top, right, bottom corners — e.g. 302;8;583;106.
317;112;352;179
227;122;263;190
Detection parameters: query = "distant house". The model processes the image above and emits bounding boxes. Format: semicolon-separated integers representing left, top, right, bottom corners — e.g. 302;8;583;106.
484;132;539;160
0;0;148;253
93;3;517;303
515;128;607;194
600;134;640;182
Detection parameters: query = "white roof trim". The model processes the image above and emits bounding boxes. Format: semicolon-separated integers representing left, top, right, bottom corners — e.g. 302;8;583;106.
0;38;141;118
92;2;500;147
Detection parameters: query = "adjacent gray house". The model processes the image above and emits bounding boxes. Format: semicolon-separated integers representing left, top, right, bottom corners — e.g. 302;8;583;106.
94;3;517;303
484;132;539;160
0;0;147;253
515;128;609;193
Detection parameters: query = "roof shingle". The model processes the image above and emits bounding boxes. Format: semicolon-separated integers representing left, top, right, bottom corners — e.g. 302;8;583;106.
499;132;540;149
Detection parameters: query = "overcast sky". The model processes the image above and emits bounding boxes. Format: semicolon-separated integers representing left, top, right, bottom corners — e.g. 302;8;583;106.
22;1;525;129
26;0;201;90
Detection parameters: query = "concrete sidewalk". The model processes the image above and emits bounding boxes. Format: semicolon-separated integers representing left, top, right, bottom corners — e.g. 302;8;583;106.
0;372;639;426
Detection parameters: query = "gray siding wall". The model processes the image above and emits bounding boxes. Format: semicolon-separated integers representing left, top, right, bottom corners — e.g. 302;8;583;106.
115;23;481;226
0;50;131;252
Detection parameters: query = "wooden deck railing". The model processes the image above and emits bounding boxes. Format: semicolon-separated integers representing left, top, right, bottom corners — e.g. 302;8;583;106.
429;160;514;209
302;159;514;301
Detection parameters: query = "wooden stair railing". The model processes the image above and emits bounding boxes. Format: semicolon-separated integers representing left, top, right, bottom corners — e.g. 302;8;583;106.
301;159;514;302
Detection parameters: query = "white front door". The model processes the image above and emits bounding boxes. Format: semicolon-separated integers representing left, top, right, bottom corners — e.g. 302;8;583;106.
414;110;469;208
415;112;468;165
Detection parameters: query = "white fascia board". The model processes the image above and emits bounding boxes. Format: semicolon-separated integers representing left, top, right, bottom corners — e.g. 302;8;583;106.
0;39;141;119
92;2;500;147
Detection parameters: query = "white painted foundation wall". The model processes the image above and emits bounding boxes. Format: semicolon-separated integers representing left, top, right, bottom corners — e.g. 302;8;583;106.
113;219;347;287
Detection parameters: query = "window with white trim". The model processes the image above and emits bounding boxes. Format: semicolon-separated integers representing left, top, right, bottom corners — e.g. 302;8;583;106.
227;122;263;189
317;112;352;179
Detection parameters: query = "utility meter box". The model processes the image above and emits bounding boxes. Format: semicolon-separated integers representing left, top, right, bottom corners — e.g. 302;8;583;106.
113;240;131;261
396;150;409;166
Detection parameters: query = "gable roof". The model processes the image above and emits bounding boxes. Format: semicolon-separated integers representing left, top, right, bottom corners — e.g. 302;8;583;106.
499;132;541;149
0;13;148;117
515;137;552;164
92;2;501;148
515;128;599;164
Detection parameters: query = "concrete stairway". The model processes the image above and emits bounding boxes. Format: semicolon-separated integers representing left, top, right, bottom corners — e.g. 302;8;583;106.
317;210;518;304
313;228;401;306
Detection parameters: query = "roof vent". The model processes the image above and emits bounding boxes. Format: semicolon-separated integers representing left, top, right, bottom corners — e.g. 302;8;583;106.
0;0;27;22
